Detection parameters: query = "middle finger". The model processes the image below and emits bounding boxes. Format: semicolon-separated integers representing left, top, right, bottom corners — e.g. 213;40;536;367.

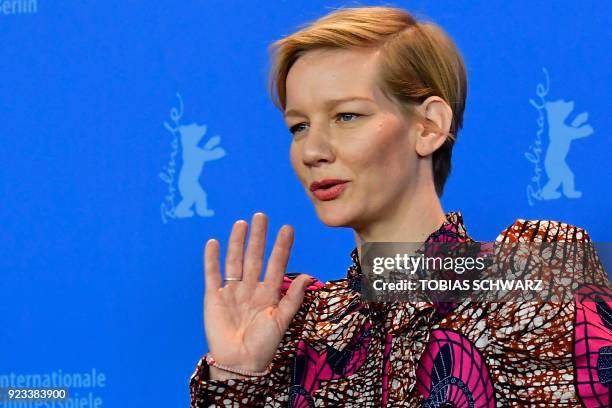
242;212;267;284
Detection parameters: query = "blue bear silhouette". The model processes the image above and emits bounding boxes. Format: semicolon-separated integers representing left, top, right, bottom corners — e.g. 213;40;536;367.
175;123;226;218
541;99;593;200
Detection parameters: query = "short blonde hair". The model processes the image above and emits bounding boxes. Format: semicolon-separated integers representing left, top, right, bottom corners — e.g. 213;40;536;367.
268;6;467;197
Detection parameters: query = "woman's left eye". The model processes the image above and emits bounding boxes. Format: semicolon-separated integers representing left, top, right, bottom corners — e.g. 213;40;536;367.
336;113;361;122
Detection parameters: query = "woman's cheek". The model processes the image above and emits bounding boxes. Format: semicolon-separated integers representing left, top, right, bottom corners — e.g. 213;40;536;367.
289;145;302;178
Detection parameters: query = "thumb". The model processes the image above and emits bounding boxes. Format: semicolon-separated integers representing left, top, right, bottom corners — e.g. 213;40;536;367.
276;274;312;329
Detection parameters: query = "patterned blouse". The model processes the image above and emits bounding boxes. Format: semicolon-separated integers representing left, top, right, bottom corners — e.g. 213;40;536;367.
190;211;612;407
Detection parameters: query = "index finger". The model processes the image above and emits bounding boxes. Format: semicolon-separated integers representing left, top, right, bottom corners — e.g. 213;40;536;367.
204;239;221;294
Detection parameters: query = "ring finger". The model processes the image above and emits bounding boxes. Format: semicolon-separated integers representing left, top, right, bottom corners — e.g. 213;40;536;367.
223;220;248;286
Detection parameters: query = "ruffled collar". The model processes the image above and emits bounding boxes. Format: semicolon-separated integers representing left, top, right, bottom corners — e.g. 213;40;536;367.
346;211;472;282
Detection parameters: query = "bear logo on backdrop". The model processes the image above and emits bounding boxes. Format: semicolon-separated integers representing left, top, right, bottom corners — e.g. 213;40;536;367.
525;67;594;206
159;93;226;223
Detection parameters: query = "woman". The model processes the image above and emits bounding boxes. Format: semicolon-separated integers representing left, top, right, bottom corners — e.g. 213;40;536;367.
190;6;611;407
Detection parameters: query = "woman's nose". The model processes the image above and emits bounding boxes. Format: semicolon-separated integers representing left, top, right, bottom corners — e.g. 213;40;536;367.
302;125;334;166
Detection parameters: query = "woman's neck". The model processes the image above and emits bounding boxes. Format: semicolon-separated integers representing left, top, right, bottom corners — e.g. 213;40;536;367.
353;186;446;260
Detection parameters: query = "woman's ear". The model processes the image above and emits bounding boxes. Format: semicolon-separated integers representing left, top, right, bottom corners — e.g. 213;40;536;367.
414;96;453;157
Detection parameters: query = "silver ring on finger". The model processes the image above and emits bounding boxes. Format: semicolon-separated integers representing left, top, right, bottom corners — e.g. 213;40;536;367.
224;277;242;282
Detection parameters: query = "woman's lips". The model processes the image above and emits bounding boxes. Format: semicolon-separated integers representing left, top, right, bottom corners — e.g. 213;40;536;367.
311;181;349;201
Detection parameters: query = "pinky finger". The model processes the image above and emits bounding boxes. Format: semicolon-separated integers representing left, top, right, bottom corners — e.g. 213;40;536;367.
204;239;222;295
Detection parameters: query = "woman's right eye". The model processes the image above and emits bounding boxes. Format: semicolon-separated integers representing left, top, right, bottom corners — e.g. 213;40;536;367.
289;123;308;135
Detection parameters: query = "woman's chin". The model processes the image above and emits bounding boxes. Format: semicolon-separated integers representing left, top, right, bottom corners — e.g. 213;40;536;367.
314;206;355;228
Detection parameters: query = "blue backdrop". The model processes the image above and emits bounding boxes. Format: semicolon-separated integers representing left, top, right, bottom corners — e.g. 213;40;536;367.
1;1;610;406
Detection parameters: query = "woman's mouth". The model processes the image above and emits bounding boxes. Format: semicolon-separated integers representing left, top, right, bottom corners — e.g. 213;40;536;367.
309;179;349;201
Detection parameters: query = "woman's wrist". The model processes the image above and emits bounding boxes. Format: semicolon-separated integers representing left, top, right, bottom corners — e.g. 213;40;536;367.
208;365;248;381
205;352;272;380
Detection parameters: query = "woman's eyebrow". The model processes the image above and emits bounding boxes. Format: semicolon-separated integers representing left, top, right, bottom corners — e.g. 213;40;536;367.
284;96;374;118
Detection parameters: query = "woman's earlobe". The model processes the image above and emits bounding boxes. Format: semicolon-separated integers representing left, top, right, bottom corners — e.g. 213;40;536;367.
415;134;430;157
416;131;447;157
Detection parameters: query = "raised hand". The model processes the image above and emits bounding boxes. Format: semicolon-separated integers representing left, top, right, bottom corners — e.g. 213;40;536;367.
203;212;312;380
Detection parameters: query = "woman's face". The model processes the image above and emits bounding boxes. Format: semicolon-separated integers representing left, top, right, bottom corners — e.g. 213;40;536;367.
284;47;423;229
